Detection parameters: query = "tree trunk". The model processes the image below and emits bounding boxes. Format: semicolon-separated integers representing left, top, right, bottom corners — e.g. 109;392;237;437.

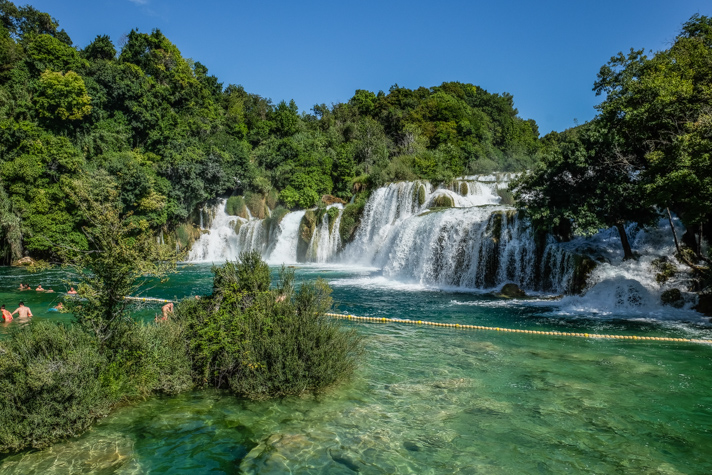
615;222;634;260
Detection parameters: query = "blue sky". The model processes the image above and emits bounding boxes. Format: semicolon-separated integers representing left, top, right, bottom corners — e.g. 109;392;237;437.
24;0;712;134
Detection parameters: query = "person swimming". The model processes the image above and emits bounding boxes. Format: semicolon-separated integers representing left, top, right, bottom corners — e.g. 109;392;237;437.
11;302;32;320
36;284;44;291
67;287;77;295
1;305;12;322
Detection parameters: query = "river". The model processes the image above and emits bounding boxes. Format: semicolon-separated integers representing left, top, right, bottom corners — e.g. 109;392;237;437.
1;263;711;473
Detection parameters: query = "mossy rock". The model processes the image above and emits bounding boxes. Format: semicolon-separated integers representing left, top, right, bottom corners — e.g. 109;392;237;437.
264;208;290;242
226;196;248;219
234;220;243;235
244;192;267;219
487;212;504;243
326;207;341;233
266;189;279;210
340;197;367;244
416;184;426;207
661;288;684;308
296;210;318;262
12;256;36;267
499;283;527;298
430;194;454;208
652;257;676;284
459;182;469;196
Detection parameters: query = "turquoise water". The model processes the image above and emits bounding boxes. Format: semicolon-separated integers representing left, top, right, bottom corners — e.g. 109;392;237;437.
1;264;712;473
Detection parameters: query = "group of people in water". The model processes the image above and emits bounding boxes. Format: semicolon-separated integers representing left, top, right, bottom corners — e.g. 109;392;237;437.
1;302;32;322
16;283;78;294
1;285;78;322
2;283;183;323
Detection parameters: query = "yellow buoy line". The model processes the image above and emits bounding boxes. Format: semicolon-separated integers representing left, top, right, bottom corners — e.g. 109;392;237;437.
323;313;712;346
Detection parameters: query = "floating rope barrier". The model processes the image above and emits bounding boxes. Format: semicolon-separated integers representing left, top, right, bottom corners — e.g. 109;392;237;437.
123;296;175;304
324;313;712;346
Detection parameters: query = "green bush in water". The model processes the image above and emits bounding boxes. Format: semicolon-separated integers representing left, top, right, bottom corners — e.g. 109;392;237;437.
0;319;193;453
0;322;113;452
176;251;363;399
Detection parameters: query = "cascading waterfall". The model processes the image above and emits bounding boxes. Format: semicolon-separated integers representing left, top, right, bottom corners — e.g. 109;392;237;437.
187;176;691;311
305;205;344;263
265;210;306;265
188;199;244;262
188;177;574;291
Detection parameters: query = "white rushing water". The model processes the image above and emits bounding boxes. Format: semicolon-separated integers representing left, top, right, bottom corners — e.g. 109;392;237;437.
188;199;244;262
186;178;702;315
265;210;305;265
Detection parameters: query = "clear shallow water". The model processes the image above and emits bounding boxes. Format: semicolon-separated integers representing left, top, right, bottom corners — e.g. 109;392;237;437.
1;264;712;473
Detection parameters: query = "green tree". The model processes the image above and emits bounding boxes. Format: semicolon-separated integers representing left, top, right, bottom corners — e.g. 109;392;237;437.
592;14;712;270
62;176;179;345
82;34;115;61
514;123;656;259
35;70;92;121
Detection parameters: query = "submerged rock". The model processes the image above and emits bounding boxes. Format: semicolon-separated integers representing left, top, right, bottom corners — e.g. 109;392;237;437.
499;283;527;298
660;288;684;308
403;441;421;452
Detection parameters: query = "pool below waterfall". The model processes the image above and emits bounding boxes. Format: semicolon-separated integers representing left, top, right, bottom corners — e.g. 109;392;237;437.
1;264;711;474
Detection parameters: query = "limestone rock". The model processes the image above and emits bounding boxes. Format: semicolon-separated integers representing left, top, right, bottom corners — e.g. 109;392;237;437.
321;194;346;206
12;256;35;267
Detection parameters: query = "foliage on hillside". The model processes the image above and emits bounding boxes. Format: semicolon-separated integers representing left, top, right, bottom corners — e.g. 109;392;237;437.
0;1;540;263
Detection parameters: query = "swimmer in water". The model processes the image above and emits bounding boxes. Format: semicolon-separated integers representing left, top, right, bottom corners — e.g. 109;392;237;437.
1;305;12;322
11;302;32;320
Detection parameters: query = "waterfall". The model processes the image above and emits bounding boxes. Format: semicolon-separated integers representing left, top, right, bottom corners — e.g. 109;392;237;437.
305;205;344;263
355;206;574;293
189;199;242;262
341;181;431;264
265;210;306;265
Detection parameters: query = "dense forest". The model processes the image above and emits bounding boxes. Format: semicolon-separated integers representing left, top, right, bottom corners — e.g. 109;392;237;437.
0;1;541;263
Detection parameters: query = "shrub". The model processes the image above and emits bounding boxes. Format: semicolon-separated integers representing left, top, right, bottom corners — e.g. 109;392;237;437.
176;252;363;399
0;322;113;452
